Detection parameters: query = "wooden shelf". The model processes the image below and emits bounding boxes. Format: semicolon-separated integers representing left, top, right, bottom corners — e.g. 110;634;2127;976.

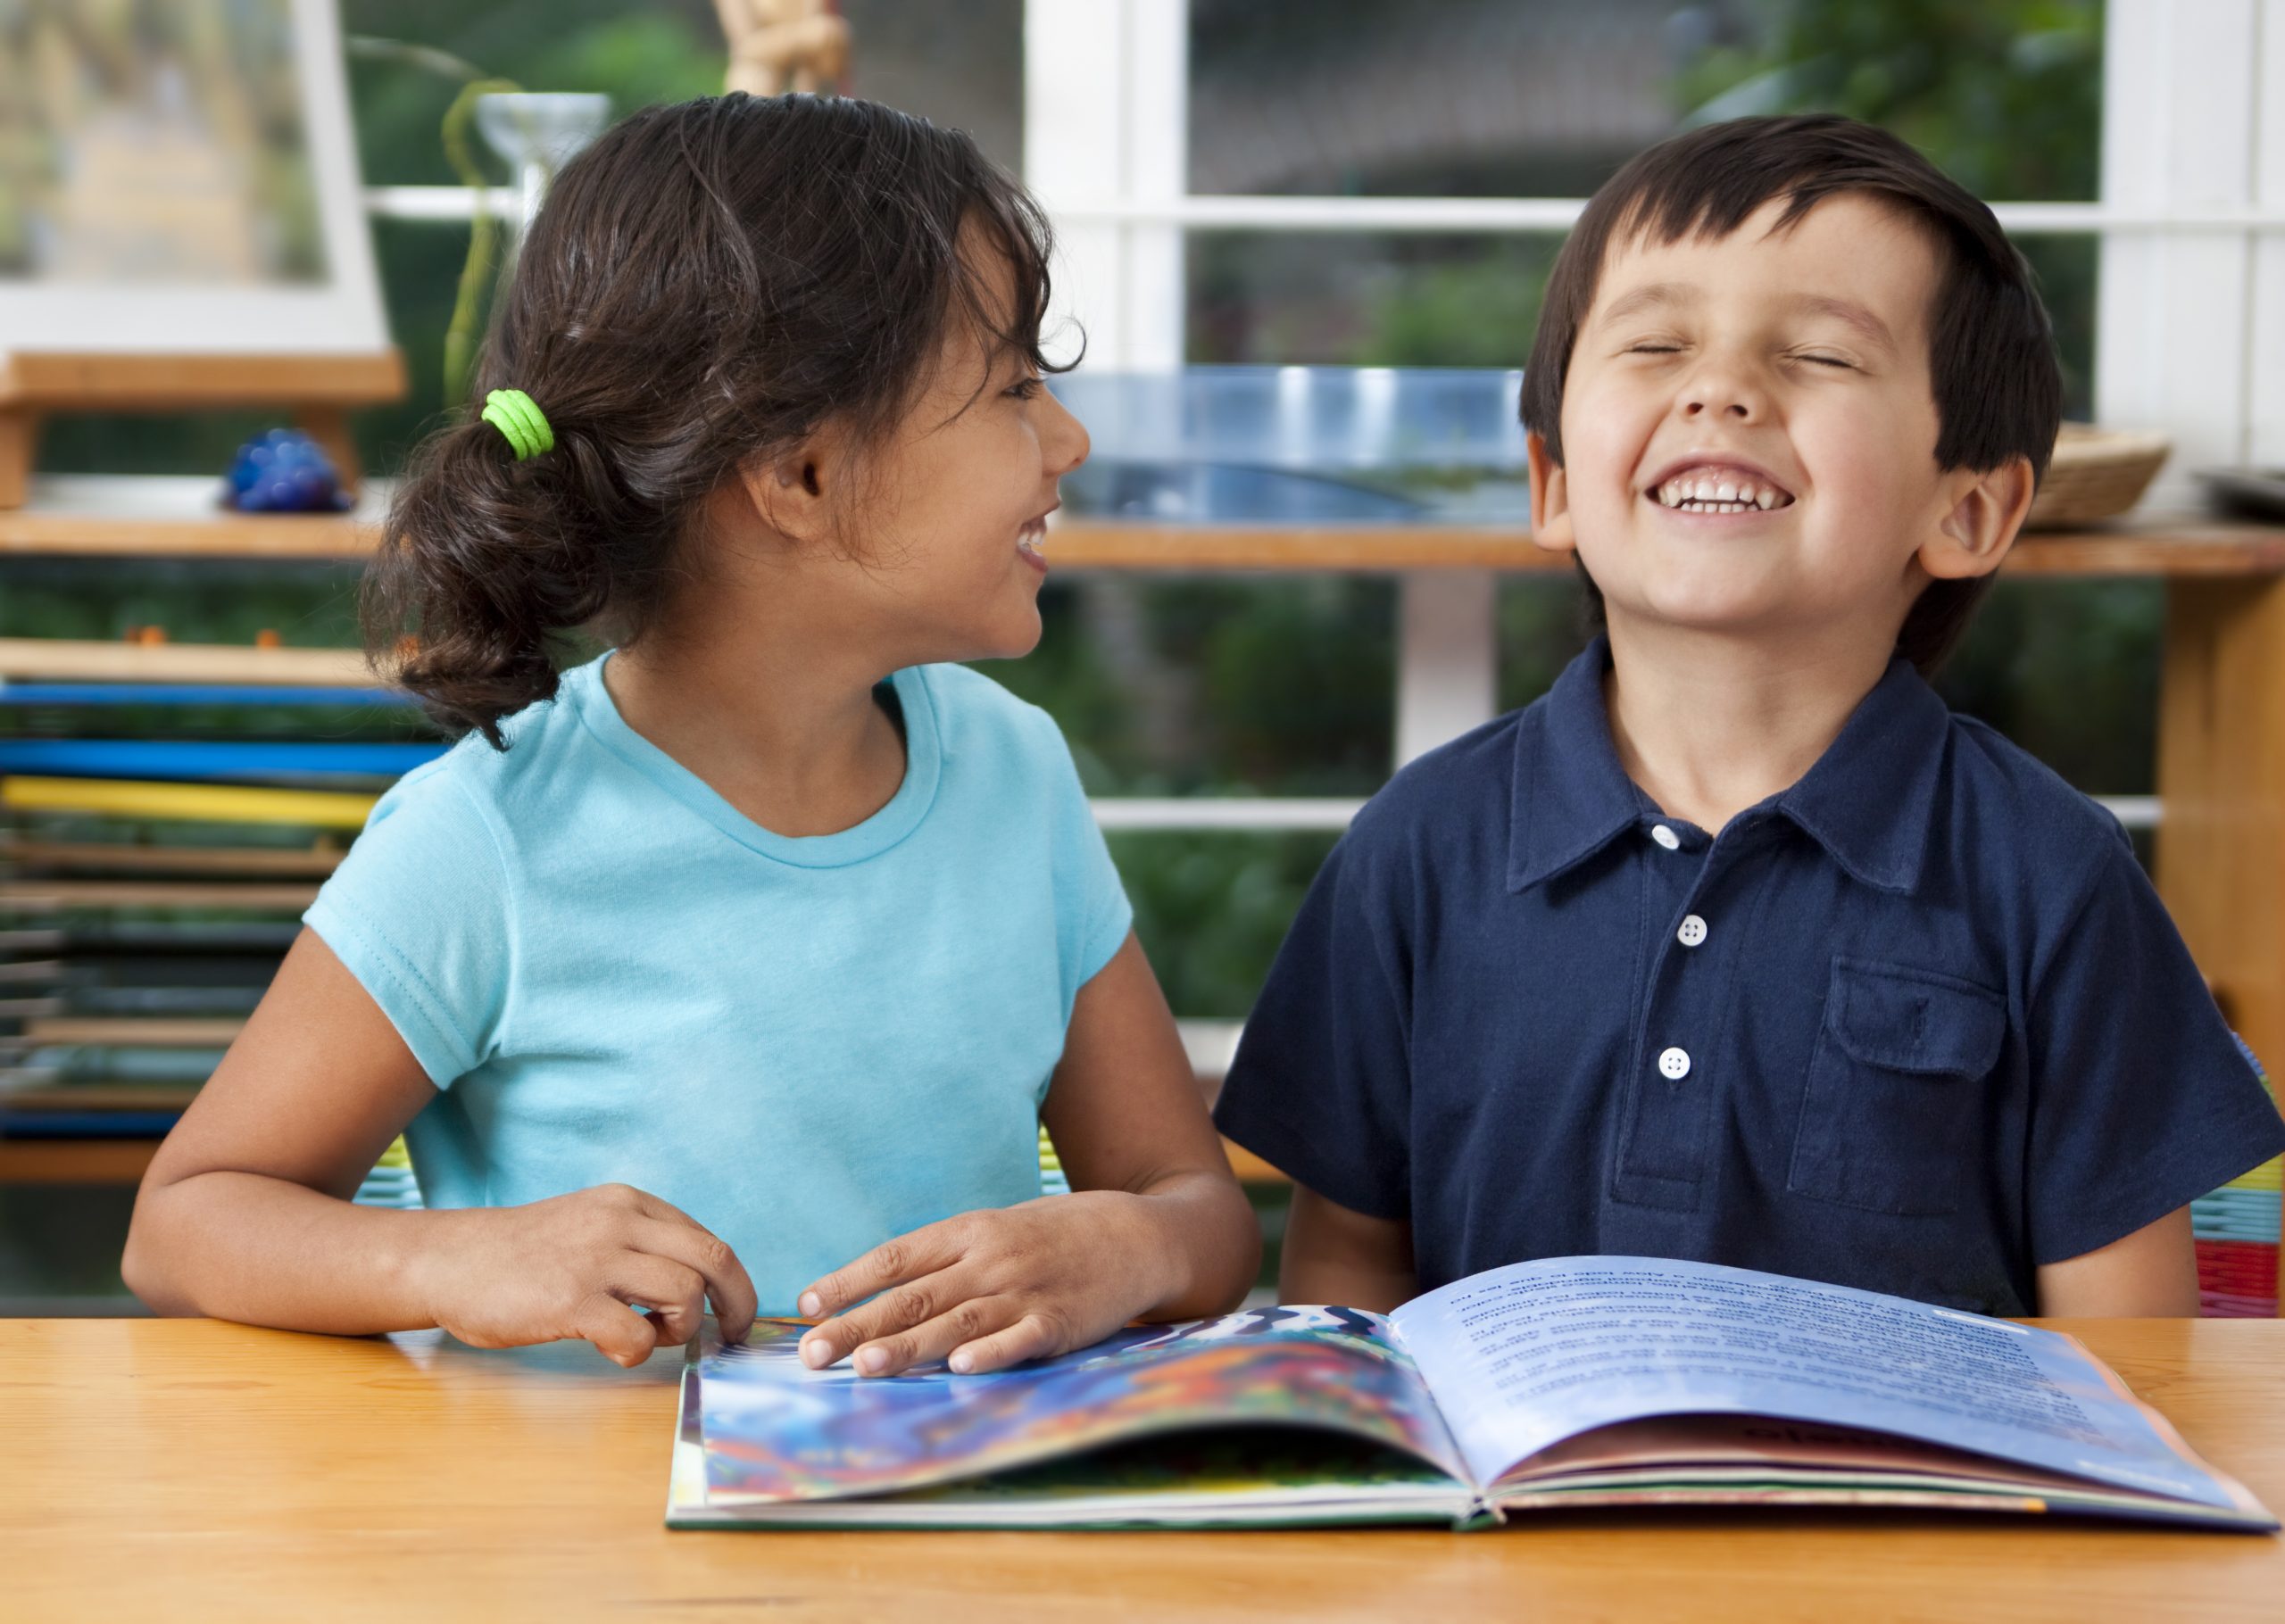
0;879;320;911
0;636;369;685
0;1138;158;1185
7;476;2285;575
0;476;381;560
21;1016;243;1047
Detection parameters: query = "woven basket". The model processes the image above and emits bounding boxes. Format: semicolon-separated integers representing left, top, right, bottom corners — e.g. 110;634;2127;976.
2023;422;2172;529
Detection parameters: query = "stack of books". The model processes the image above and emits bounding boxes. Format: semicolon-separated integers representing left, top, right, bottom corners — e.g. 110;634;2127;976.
0;661;435;1147
2192;1042;2281;1318
2194;1158;2281;1319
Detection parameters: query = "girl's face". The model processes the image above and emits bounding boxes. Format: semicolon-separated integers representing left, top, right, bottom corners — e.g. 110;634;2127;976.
827;240;1091;666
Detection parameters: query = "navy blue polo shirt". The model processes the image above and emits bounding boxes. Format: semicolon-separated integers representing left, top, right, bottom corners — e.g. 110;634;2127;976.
1216;637;2285;1315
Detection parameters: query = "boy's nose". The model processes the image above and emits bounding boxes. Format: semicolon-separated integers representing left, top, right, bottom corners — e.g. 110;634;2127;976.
1679;360;1766;422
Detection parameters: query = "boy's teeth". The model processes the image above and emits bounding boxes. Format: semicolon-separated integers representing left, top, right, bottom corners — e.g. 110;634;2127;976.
1654;471;1789;511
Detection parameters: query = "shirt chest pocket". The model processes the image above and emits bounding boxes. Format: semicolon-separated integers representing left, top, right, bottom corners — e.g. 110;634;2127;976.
1786;957;2007;1216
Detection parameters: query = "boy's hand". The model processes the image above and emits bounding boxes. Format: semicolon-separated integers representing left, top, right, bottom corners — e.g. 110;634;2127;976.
794;1192;1184;1377
417;1183;759;1368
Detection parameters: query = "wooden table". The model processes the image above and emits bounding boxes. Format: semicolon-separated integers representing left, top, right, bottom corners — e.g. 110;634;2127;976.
2;1317;2280;1621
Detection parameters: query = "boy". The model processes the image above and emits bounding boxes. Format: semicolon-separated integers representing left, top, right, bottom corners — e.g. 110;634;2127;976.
1214;114;2285;1318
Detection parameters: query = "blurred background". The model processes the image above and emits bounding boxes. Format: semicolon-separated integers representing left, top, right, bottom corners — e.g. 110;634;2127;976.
4;0;2280;1314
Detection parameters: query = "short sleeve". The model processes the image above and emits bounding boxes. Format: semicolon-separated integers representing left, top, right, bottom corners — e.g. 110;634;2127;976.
1034;711;1132;1011
303;763;514;1088
2025;833;2285;1264
1212;825;1413;1218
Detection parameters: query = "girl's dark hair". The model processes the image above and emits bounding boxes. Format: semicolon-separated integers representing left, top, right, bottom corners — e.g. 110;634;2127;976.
368;94;1067;746
1519;114;2063;675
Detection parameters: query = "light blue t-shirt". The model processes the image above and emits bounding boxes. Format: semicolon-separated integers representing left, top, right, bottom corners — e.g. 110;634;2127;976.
304;653;1132;1313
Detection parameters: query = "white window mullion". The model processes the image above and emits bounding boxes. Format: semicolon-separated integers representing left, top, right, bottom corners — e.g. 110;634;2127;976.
1395;572;1500;766
2098;0;2265;507
2248;0;2285;464
1023;0;1187;371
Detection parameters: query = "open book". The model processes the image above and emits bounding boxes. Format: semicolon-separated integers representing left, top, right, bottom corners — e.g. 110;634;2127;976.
668;1255;2276;1531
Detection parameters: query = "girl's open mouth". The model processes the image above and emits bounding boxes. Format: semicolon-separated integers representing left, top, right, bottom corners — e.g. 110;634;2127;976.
1017;516;1048;571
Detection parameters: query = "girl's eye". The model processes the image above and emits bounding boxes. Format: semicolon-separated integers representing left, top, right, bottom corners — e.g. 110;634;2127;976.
1625;344;1681;355
1005;375;1045;401
1793;352;1854;369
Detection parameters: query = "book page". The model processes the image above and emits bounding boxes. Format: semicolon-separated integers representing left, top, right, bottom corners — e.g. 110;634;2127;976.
697;1306;1471;1504
1390;1255;2242;1508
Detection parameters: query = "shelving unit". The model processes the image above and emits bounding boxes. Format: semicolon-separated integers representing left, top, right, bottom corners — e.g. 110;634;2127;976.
2;476;2278;1314
10;474;2285;575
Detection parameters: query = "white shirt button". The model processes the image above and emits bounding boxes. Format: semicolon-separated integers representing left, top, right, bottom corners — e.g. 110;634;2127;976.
1650;824;1681;850
1677;914;1708;948
1658;1046;1691;1080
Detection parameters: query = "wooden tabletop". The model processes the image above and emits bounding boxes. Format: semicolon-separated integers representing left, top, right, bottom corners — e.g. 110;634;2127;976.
8;476;2285;575
3;1317;2280;1621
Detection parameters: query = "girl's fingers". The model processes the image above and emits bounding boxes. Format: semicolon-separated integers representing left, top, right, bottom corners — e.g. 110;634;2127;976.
796;1216;973;1322
609;1254;710;1348
570;1288;663;1368
948;1312;1067;1376
798;1265;980;1370
843;1296;1023;1379
630;1214;760;1343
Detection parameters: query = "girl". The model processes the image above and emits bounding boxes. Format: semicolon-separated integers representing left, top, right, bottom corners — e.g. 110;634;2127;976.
121;94;1259;1375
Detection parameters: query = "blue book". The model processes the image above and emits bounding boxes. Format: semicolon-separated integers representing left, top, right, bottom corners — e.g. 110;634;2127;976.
0;683;411;708
0;739;442;779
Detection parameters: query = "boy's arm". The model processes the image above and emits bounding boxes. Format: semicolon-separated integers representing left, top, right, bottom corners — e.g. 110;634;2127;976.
1280;1185;1417;1312
2033;1205;2198;1316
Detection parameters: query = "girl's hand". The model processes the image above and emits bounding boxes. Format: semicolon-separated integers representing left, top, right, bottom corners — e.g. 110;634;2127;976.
794;1191;1186;1377
419;1183;760;1367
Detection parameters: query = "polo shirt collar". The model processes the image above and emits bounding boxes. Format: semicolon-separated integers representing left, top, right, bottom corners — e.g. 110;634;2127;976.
1773;653;1949;896
1508;637;1648;891
1508;637;1949;897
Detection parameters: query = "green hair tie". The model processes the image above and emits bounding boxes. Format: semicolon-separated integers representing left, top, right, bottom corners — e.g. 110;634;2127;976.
481;388;555;460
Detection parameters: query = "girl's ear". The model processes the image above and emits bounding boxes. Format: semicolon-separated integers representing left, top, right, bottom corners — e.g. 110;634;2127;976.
1526;430;1576;556
1920;454;2034;582
736;428;846;547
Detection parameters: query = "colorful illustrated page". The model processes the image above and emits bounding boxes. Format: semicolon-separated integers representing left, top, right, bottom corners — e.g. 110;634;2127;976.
698;1306;1469;1504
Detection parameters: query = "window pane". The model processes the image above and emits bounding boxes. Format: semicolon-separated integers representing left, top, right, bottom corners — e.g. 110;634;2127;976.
1191;0;1740;197
1190;0;2101;203
988;577;1397;800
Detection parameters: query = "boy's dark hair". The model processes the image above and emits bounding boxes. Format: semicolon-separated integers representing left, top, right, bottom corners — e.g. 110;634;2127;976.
368;94;1067;746
1520;113;2062;675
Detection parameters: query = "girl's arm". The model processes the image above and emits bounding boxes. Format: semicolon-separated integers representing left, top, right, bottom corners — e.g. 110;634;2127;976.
1279;1186;1417;1313
794;930;1261;1375
2033;1205;2199;1316
122;930;757;1364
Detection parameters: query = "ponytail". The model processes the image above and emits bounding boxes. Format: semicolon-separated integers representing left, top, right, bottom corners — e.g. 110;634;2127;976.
363;416;620;747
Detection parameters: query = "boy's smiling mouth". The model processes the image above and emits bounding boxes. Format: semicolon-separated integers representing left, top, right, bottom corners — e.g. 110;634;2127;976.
1643;457;1797;515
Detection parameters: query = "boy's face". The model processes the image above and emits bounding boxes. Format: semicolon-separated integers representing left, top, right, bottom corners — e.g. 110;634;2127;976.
1530;192;2019;657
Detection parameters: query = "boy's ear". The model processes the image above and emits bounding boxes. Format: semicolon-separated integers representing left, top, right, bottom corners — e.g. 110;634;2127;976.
1919;454;2035;582
1526;430;1576;556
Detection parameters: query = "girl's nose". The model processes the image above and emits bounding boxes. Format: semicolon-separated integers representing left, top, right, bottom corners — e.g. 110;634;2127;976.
1041;388;1091;474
